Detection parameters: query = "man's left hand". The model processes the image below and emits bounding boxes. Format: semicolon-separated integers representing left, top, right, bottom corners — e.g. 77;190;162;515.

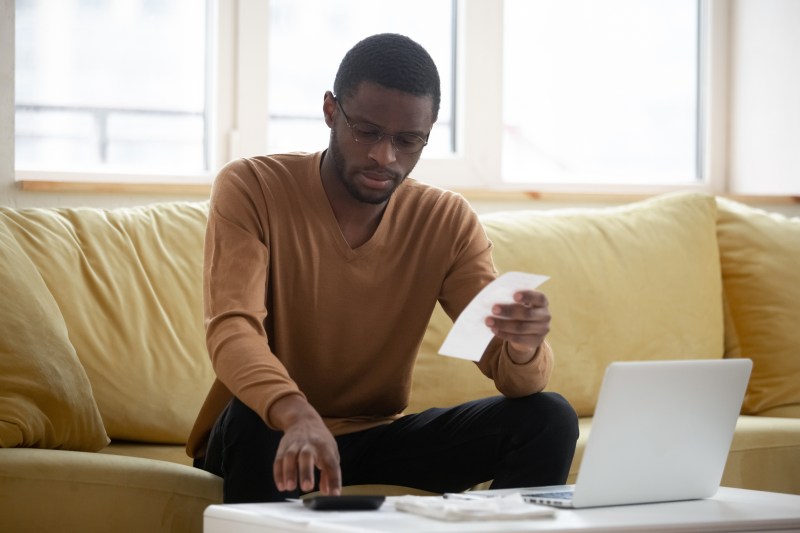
485;290;551;364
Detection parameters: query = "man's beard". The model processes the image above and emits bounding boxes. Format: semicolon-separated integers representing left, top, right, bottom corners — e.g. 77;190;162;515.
329;130;410;205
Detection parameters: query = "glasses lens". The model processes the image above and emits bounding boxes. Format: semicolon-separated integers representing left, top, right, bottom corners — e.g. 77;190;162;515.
393;134;426;154
351;123;382;144
348;119;427;154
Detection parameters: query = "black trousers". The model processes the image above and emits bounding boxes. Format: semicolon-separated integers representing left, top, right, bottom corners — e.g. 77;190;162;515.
200;392;579;503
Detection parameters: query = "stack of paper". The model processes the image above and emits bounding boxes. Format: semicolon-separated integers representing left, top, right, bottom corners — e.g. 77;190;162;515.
392;494;555;521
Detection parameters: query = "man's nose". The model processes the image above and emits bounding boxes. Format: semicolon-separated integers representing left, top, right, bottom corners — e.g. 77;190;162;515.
368;135;397;166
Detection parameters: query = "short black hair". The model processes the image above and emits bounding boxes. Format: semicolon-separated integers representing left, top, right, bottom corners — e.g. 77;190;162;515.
333;33;441;122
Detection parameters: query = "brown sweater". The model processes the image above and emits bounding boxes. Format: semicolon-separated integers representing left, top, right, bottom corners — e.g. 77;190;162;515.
186;152;553;458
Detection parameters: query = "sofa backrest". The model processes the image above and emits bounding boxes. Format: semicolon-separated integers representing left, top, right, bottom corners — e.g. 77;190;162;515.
2;191;796;450
715;198;800;418
0;216;109;451
0;202;213;444
410;192;725;417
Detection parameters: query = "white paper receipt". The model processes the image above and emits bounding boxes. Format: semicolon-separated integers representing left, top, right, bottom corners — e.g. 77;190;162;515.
438;272;549;361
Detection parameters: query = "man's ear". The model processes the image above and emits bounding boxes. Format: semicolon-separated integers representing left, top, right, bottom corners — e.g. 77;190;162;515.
323;91;336;128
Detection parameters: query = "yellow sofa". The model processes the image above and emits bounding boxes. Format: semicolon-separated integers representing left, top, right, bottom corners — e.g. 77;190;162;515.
1;192;798;533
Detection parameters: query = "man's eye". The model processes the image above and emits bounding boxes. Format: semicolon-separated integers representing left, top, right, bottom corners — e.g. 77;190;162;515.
354;124;381;140
395;134;422;149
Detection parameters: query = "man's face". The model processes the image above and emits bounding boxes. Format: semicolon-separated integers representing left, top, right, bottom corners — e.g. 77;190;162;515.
326;82;435;205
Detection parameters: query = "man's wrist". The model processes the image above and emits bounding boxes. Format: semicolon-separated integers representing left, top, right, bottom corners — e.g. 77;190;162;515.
268;393;321;431
506;342;540;365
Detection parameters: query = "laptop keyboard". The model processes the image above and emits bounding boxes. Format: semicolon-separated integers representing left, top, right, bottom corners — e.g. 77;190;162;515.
523;490;574;501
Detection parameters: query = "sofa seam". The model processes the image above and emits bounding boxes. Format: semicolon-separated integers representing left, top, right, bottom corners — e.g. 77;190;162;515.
0;473;221;501
729;443;800;453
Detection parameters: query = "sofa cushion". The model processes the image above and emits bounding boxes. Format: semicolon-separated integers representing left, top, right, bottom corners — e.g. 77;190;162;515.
0;202;214;444
723;416;800;494
0;448;222;533
411;192;724;417
716;198;800;417
0;217;109;451
99;442;193;467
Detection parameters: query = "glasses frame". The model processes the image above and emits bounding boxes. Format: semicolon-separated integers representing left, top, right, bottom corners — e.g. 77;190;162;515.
334;97;429;155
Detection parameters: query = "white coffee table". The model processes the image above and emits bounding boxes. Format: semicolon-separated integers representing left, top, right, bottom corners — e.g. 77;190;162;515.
204;487;800;533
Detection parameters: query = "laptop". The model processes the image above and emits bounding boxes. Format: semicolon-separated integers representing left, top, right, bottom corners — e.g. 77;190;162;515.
515;359;751;508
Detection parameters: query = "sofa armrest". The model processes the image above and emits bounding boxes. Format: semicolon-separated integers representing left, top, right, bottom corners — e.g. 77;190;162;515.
0;448;222;533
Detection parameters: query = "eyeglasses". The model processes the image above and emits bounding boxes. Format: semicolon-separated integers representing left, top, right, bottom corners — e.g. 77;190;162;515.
334;97;429;154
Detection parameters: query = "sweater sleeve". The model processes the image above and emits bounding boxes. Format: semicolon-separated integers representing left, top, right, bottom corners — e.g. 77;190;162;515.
437;196;554;397
204;160;306;429
478;338;554;396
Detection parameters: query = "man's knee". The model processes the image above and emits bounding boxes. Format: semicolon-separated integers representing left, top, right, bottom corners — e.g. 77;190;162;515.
511;392;579;444
489;393;578;488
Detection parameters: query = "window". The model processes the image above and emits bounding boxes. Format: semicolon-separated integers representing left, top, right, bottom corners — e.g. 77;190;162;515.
502;0;700;186
15;0;211;176
10;1;798;196
254;0;706;191
266;0;456;157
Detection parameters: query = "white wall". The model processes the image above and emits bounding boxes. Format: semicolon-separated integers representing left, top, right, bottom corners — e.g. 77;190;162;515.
729;0;800;195
0;0;13;205
1;0;798;213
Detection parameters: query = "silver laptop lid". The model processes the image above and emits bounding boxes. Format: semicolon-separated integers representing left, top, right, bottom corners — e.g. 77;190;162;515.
572;359;752;508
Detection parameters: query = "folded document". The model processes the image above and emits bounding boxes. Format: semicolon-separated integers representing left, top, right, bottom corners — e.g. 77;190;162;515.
392;493;555;521
438;272;550;361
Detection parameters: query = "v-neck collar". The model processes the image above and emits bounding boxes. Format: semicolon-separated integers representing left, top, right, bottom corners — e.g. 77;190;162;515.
308;151;397;261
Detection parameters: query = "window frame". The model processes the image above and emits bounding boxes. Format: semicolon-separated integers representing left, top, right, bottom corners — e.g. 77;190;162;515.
14;0;732;196
15;0;220;187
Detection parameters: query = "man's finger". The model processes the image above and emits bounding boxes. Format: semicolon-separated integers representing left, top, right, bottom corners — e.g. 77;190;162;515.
313;443;341;494
273;458;285;492
513;290;548;308
278;449;299;491
491;303;550;322
298;447;316;492
489;317;550;335
319;462;343;495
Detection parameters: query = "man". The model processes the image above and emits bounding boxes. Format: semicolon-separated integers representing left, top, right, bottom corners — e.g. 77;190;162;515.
188;33;578;503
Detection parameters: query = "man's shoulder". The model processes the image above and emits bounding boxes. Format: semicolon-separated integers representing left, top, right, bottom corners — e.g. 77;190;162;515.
221;152;319;180
399;178;471;212
214;152;321;197
397;179;481;232
211;152;322;218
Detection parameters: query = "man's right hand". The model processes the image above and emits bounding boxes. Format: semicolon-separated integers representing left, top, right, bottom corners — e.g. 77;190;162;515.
269;395;342;496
